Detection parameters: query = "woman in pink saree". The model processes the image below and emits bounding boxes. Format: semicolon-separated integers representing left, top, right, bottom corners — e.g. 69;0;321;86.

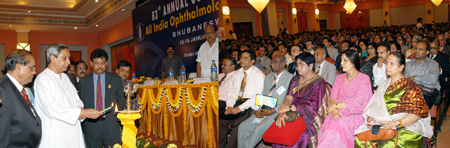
317;50;373;148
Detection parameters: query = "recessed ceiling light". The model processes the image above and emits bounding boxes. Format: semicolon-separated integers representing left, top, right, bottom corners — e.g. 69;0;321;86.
74;27;77;29
9;25;12;27
95;0;98;2
95;24;98;27
122;9;125;11
28;11;31;13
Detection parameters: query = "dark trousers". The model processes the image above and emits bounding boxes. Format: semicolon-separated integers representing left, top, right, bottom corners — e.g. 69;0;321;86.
84;119;121;148
218;109;252;148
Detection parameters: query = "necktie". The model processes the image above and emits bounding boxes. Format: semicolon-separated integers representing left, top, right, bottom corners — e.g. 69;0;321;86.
96;75;103;111
21;89;31;107
219;74;227;86
238;72;247;100
268;75;277;96
316;65;321;74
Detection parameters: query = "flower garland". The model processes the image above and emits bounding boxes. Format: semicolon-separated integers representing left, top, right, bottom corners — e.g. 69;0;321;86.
209;86;219;116
150;88;163;114
165;87;183;117
139;89;149;110
185;87;206;117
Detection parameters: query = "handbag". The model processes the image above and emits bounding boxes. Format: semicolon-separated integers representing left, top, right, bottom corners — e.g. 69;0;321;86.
274;110;299;122
356;129;398;148
262;113;306;146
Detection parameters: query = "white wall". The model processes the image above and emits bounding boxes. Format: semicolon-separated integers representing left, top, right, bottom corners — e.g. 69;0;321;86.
231;7;257;36
333;12;340;30
434;2;449;23
369;9;383;27
39;44;88;72
318;9;329;29
390;5;426;26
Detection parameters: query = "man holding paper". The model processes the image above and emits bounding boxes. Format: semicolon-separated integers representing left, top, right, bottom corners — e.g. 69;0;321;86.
34;44;103;147
237;55;294;148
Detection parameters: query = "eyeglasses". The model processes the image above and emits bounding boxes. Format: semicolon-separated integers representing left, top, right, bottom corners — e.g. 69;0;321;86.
77;67;86;70
21;62;35;71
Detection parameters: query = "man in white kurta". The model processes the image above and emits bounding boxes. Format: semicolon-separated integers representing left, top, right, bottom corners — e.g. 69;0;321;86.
34;43;102;148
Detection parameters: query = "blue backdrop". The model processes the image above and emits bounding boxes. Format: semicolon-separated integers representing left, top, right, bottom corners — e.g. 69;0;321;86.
132;0;219;78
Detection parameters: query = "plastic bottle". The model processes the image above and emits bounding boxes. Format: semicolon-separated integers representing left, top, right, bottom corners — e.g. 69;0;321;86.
169;67;174;81
211;60;218;81
180;64;186;83
132;72;136;79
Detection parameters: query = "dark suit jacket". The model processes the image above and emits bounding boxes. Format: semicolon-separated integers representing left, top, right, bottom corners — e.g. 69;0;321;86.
78;72;126;144
67;73;79;91
0;75;41;148
287;62;297;75
430;52;450;95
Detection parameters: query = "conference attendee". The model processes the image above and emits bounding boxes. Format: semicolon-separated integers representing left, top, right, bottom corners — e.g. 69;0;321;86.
429;40;450;98
397;36;409;55
34;44;103;147
317;50;373;148
287;45;303;75
273;53;327;148
256;46;271;71
354;52;432;147
390;41;401;53
405;42;440;109
305;40;315;54
314;46;337;86
335;41;350;73
67;61;76;75
196;25;219;78
229;30;237;40
218;57;237;103
266;43;276;59
358;40;369;58
373;43;391;89
278;44;293;65
360;42;378;87
220;50;264;148
437;34;450;54
71;60;88;91
116;60;138;111
323;37;339;61
238;55;294;148
0;49;41;148
79;48;126;147
161;45;184;79
416;18;423;29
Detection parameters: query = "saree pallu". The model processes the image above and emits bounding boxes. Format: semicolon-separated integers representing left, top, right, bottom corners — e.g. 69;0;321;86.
355;78;431;148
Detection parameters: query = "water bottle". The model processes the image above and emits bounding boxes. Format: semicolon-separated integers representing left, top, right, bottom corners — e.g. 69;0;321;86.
211;60;218;81
169;67;174;81
180;64;186;83
132;72;136;79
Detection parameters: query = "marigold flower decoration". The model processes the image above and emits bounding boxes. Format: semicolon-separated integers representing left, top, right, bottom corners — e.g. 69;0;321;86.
132;76;152;84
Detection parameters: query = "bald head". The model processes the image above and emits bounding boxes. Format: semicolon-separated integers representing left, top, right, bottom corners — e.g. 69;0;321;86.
272;50;282;59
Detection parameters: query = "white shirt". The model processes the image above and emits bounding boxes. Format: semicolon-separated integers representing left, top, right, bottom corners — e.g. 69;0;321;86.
196;37;219;78
218;71;235;102
226;66;265;111
34;68;85;148
372;63;387;87
76;77;80;82
316;61;326;75
6;73;35;115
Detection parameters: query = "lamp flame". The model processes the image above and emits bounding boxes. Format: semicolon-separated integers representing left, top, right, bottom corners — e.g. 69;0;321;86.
115;103;118;112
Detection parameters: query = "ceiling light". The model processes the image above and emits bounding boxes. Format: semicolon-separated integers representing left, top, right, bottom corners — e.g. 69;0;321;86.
248;0;270;13
17;43;30;51
431;0;443;7
122;9;125;11
74;27;77;29
9;25;12;27
343;0;357;14
95;24;99;27
28;11;31;13
95;0;98;2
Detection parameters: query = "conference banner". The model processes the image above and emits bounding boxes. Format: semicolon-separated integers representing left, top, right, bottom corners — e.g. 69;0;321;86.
132;0;219;78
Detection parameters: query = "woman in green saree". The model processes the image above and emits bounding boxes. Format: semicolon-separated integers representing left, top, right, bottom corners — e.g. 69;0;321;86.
354;52;433;147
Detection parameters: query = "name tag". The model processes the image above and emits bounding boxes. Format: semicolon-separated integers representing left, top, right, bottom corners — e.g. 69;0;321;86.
108;85;111;89
276;86;286;95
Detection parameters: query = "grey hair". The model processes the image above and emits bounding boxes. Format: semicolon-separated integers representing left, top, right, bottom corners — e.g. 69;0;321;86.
272;55;287;65
46;43;68;63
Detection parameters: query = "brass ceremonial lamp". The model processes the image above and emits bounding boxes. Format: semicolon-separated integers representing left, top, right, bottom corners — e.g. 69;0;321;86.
116;82;141;148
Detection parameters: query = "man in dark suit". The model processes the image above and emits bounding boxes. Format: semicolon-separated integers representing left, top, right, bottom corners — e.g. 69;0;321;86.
430;40;450;97
0;49;41;147
79;48;126;148
72;60;88;91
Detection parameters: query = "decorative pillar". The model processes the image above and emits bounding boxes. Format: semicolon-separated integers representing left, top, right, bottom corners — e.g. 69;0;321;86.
314;4;320;31
290;2;298;34
219;0;233;40
261;0;278;36
382;0;391;26
425;0;435;24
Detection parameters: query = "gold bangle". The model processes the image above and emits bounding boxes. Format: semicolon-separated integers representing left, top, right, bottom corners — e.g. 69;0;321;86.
335;103;338;110
398;120;403;128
